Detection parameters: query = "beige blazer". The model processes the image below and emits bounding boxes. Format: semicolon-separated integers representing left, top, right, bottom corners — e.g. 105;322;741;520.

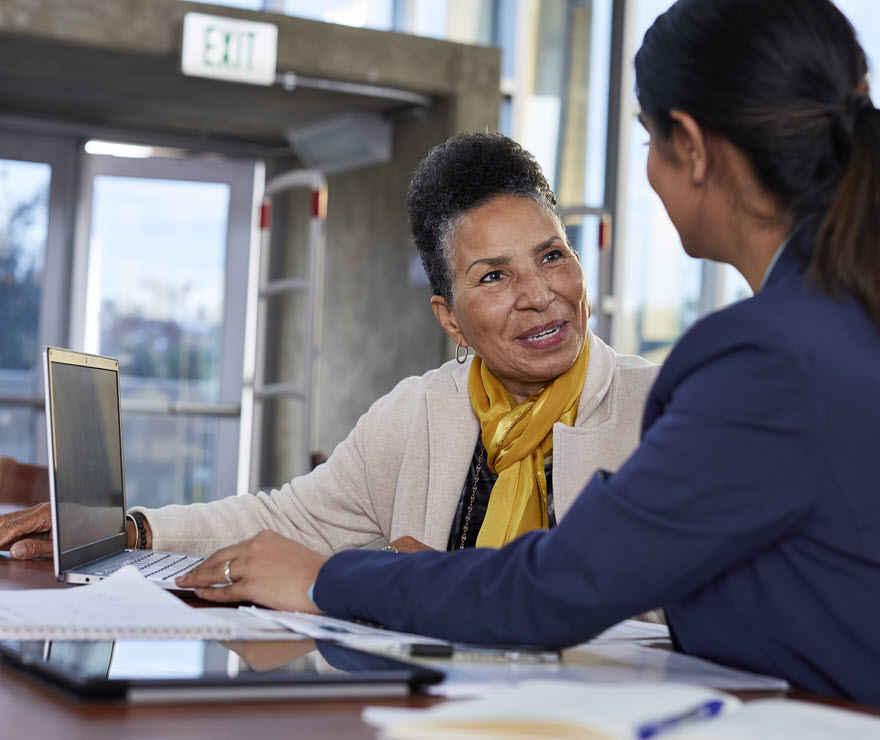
135;331;658;557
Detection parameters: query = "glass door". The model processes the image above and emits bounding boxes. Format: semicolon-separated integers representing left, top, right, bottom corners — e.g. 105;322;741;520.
0;132;77;464
71;152;257;508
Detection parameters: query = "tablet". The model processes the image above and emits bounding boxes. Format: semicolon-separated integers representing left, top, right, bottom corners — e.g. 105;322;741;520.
0;638;444;704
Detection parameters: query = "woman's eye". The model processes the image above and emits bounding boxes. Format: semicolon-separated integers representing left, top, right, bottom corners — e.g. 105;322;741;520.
543;249;564;263
479;270;504;284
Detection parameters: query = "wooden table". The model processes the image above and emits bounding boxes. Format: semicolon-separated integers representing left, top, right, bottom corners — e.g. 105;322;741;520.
0;558;877;739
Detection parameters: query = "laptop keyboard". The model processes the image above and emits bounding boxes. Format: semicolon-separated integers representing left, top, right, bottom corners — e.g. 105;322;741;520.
85;551;205;582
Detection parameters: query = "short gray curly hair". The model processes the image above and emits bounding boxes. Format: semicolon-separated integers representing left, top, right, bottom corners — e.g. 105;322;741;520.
407;132;565;305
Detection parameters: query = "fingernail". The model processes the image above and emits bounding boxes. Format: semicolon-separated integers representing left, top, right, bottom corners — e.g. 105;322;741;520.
10;544;24;558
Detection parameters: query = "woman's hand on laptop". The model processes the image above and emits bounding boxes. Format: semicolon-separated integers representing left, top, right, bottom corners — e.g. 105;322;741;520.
177;530;327;613
0;503;53;559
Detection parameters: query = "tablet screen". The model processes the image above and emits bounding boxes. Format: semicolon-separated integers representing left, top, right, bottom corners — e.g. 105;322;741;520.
0;638;443;703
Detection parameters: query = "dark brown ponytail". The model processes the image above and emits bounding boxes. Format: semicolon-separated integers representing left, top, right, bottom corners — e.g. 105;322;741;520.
814;103;880;328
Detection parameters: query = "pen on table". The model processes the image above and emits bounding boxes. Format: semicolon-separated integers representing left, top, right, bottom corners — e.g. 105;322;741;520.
407;643;455;658
636;699;725;739
406;643;560;662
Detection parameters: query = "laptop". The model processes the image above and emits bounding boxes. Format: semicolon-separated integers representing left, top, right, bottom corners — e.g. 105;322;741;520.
43;347;205;588
0;638;444;703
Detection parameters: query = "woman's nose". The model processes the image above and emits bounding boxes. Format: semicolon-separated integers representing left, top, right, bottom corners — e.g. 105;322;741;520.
514;271;553;310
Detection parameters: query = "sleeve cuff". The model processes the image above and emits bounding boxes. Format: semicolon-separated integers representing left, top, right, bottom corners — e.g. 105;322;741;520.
307;582;317;608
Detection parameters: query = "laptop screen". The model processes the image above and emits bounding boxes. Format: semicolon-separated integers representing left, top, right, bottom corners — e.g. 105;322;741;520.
45;349;127;569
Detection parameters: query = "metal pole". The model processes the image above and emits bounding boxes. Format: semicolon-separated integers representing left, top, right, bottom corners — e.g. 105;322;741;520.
599;0;634;346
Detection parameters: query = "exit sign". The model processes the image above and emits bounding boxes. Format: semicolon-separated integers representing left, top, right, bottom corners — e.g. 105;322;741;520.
181;12;278;86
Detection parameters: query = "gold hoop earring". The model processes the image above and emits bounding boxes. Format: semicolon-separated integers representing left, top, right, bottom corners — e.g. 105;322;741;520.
456;342;470;364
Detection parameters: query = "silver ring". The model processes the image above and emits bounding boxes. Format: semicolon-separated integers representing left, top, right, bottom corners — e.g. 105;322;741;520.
380;545;399;553
223;559;234;586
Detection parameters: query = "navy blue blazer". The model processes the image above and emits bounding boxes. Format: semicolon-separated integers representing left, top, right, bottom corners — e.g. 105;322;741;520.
315;218;880;704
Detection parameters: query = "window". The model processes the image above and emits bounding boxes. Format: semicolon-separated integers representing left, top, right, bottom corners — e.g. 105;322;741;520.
71;152;256;507
834;1;880;107
0;159;50;461
280;0;393;29
0;133;77;464
614;0;879;361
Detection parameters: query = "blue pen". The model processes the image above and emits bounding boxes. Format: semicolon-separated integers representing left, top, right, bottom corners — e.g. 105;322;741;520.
636;699;725;739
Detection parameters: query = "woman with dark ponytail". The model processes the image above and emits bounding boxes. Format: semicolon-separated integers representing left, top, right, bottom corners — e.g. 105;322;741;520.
635;0;880;322
182;0;880;705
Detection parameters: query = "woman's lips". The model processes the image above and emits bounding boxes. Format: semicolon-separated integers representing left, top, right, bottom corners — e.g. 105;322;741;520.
516;320;568;350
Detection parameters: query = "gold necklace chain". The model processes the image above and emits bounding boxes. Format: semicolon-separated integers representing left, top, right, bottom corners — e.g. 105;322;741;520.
459;406;531;551
458;444;484;550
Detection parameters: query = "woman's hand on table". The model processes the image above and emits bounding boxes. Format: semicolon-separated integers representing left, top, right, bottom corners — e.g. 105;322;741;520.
176;530;327;613
0;503;53;559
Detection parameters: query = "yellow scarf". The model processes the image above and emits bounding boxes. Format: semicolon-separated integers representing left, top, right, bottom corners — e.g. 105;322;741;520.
468;343;589;548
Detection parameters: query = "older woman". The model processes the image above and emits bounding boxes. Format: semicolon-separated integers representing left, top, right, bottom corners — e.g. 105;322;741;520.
182;0;880;705
0;133;657;567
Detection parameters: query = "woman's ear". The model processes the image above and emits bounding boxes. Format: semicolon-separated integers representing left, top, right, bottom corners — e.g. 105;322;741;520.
430;295;466;346
669;109;708;185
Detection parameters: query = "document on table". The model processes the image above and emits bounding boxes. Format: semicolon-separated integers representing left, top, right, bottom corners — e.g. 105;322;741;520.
422;641;788;698
239;610;786;692
241;607;450;651
364;680;880;739
0;567;298;641
0;567;233;639
242;608;559;661
561;642;789;691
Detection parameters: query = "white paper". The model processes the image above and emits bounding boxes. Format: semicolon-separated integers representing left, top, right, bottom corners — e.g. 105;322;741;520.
199;607;308;641
241;607;450;651
591;618;672;644
671;698;880;739
407;642;787;694
562;642;790;691
0;566;232;639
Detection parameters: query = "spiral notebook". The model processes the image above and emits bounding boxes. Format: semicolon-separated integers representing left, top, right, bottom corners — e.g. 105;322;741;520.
0;566;232;640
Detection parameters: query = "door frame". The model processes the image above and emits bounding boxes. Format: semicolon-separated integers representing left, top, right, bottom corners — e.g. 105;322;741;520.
0;131;79;464
70;151;260;501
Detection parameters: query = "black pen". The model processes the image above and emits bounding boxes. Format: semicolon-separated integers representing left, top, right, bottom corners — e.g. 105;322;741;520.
406;643;559;662
407;643;455;658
